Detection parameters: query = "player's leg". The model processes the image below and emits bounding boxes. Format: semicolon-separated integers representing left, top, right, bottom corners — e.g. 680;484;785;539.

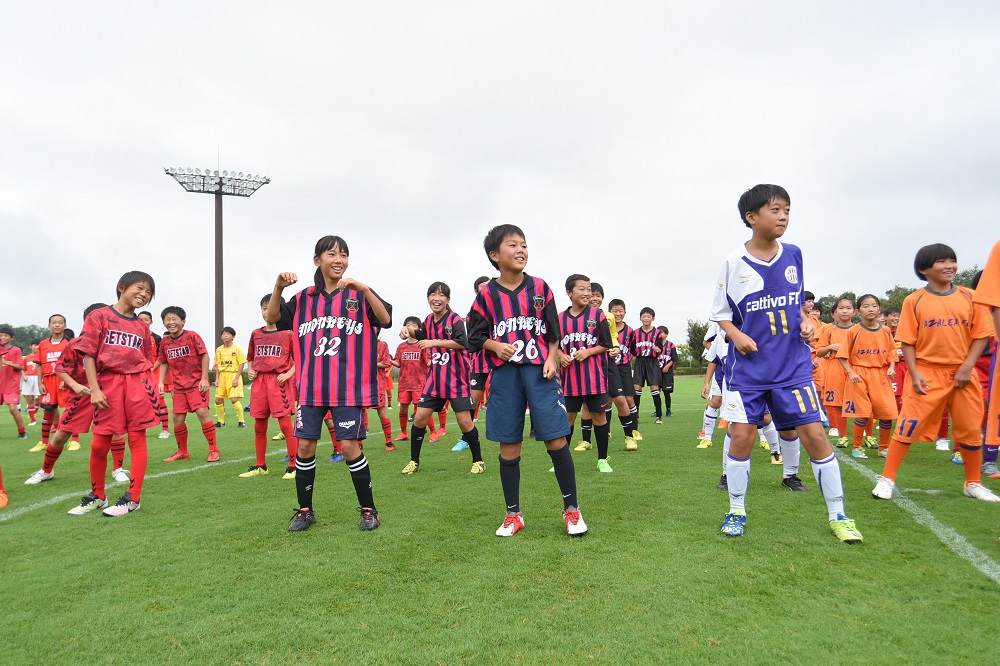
27;428;71;484
165;408;192;461
396;398;411;441
454;406;485;473
332;407;378;530
950;381;998;500
403;403;436;473
288;405;324;531
650;383;662;423
719;389;765;536
376;405;393;447
0;464;6;508
195;403;220;460
575;403;592;451
230;396;246;426
487;364;529;536
214;381;227;426
5;401;26;437
590;397;612;472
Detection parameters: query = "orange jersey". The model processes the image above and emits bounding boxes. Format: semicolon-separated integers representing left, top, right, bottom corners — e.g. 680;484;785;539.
837;323;896;369
896;286;991;367
37;337;69;377
972;240;1000;311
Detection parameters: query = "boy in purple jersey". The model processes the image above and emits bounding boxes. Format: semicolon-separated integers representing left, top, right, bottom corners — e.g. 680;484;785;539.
266;235;392;533
632;307;665;424
468;224;588;537
400;281;486;476
558;275;614;471
711;184;861;543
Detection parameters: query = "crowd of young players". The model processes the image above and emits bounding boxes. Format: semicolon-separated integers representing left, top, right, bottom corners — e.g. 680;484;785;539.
2;188;998;546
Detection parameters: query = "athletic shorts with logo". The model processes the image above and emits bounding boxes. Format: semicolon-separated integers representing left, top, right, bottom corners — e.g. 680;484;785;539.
249;372;296;419
632;357;661;387
91;373;161;435
295;405;367;441
485;363;571;444
172;388;210;414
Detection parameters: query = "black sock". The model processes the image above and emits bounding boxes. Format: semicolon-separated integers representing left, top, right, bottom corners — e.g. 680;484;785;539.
619;413;632;438
595;422;610;459
568;424;575;444
346;453;375;509
605;408;612;424
634;394;641;411
295;455;317;509
664;393;672;412
630;405;639;431
547;445;577;510
581;419;592;443
463;426;483;463
409;425;426;463
652;391;662;418
499;455;521;514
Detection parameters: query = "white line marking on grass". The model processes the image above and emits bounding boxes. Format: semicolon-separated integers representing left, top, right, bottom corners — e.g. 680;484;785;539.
840;454;1000;587
0;450;280;523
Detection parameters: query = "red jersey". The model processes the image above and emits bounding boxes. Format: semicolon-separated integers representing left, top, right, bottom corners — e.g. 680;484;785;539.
158;329;209;392
633;327;663;358
54;338;88;385
558;306;612;397
0;343;23;393
467;274;561;369
248;328;295;374
38;337;69;377
23;352;39;377
76;306;154;375
376;340;391;391
395;340;429;392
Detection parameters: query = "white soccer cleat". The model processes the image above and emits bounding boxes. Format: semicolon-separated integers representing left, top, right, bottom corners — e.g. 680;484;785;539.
563;508;588;537
157;430;171;439
68;493;108;515
25;470;54;485
112;468;131;483
495;513;524;537
872;475;895;500
935;438;951;451
828;428;840;438
964;482;1000;502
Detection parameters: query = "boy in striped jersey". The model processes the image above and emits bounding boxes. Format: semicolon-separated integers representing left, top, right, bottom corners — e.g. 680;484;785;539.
559;275;613;472
268;235;392;533
609;299;641;442
632;308;665;424
468;225;588;537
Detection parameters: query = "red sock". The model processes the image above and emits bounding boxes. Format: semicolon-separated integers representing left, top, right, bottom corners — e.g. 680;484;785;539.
175;424;189;454
111;437;126;470
201;421;218;452
0;464;5;492
832;407;845;435
127;431;148;501
881;437;911;481
254;419;268;466
438;410;447;429
429;416;438;437
938;413;950;439
278;415;297;465
17;425;26;435
43;443;63;474
398;409;408;436
41;410;55;444
381;417;392;444
89;433;112;500
28;405;38;422
962;445;983;484
878;423;892;450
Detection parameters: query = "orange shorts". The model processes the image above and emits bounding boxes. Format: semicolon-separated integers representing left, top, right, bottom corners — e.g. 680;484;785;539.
895;364;984;445
843;366;898;421
821;359;846;407
91;373;161;435
41;375;68;408
812;360;824;393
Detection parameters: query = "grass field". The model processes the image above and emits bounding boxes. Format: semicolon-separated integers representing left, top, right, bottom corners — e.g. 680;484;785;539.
2;376;999;664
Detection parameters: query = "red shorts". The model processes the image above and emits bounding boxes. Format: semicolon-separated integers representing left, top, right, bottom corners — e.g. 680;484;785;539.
41;375;68;407
896;364;984;445
891;362;907;398
91;373;160;435
843;366;899;421
249;373;296;418
57;392;96;434
172;388;210;414
376;381;387;408
398;390;419;405
0;392;19;405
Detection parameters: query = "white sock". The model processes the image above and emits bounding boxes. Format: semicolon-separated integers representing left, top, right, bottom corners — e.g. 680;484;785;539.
722;432;731;474
703;406;719;435
810;452;846;520
762;421;780;453
780;436;801;477
726;453;750;514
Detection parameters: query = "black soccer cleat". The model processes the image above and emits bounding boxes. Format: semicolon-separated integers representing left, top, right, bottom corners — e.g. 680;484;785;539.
359;506;380;531
288;508;316;532
717;474;728;492
215;422;226;429
781;474;809;492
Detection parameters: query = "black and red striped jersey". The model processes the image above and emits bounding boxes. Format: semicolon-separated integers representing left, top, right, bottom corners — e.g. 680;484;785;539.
558;306;612;397
420;309;470;399
467;274;561;369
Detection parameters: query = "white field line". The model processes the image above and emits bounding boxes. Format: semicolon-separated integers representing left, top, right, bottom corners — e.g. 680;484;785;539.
840;453;1000;587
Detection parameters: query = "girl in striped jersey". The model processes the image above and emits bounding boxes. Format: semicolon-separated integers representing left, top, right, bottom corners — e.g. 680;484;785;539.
267;236;392;533
401;282;485;475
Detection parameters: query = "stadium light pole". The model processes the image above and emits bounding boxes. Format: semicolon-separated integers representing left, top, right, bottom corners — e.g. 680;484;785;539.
164;167;270;345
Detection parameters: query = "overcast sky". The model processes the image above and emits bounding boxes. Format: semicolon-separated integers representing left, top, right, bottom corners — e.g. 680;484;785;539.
2;2;997;352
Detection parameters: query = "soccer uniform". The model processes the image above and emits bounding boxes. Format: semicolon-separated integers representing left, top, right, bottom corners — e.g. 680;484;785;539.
38;337;69;407
395;340;429;406
418;309;473;411
614;323;636;397
0;343;23;405
53;339;98;434
838;324;899;422
159;330;211;414
20;352;40;397
809;317;827;392
706;334;729;399
632;327;664;388
214;344;247;399
658;339;678;392
247;328;296;418
973;240;1000;448
818;324;853;408
558;305;612;413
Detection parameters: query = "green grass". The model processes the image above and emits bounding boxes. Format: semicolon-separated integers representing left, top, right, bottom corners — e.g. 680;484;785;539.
2;377;999;664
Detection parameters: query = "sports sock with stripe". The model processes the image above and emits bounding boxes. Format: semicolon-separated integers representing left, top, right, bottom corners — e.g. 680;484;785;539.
726;452;750;513
347;453;375;508
127;431;148;501
809;452;845;520
295;454;317;508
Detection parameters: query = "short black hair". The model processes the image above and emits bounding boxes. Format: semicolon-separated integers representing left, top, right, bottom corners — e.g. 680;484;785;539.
913;243;957;281
474;276;490;292
116;270;156;299
0;325;13;336
31;338;42;346
49;314;66;324
84;303;108;319
738;184;790;228
222;326;236;337
804;291;815;301
856;293;880;309
972;269;984;291
810;303;824;315
657;325;669;336
161;306;187;322
883;306;901;316
608;299;626;311
138;310;153;319
590;282;604;297
834;296;855;312
640;307;655;318
483;224;525;271
427;282;451;298
64;328;76;341
403;316;422;328
565;274;589;293
261;293;284;308
312;235;350;289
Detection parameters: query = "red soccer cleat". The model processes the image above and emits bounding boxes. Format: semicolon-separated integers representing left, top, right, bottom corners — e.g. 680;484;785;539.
207;450;221;462
393;432;408;441
163;451;191;462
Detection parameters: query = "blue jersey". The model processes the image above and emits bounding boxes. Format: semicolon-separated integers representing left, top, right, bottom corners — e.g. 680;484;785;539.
710;241;813;391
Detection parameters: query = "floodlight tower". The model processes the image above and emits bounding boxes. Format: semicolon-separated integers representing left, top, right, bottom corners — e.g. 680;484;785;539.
164;167;270;345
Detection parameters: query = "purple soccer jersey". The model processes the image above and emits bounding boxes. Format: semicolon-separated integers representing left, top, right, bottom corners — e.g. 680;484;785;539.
615;323;635;366
633;327;663;358
280;286;392;407
558;306;612;397
467;274;561;369
421;309;470;399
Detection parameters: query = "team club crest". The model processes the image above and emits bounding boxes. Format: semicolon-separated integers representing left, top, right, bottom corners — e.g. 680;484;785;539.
345;298;360;312
532;295;545;311
444;325;452;336
586;319;597;330
784;266;799;285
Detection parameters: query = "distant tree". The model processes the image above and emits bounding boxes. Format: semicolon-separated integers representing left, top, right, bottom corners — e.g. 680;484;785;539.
817;291;860;324
0;323;48;354
954;265;980;288
881;285;917;310
686;319;710;371
676;343;693;367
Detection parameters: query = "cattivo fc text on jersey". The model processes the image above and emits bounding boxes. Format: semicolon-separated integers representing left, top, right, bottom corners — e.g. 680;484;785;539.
744;292;801;313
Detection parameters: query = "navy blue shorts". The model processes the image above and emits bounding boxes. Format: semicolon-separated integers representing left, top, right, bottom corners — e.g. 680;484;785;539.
294;405;367;442
485;363;571;444
722;382;821;430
